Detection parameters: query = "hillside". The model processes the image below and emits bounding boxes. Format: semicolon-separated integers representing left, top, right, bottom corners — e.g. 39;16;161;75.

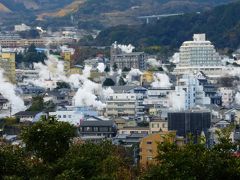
0;0;234;29
37;0;85;20
95;1;240;52
50;0;234;29
0;0;73;12
0;3;10;13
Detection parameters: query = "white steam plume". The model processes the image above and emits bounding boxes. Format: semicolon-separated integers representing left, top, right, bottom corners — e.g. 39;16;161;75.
235;92;240;105
169;89;186;111
126;68;143;82
97;63;105;73
24;53;108;110
73;80;106;110
169;53;180;64
151;73;172;88
0;69;26;115
72;65;110;110
116;43;135;53
147;58;161;67
26;55;67;89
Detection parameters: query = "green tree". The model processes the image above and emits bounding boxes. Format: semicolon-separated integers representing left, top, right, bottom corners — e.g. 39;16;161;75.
56;141;133;179
142;127;240;180
118;76;126;86
104;65;110;73
113;63;118;71
0;145;28;179
21;116;76;163
122;67;131;72
28;96;44;112
16;44;47;67
55;82;71;89
103;78;115;86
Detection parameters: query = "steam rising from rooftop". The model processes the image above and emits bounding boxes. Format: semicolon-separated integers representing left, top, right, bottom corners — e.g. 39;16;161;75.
151;73;172;88
113;42;135;53
0;69;26;115
147;58;161;67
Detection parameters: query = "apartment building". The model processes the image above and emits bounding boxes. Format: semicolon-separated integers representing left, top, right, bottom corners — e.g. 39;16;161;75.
0;53;16;83
139;131;176;169
110;42;145;70
106;93;141;117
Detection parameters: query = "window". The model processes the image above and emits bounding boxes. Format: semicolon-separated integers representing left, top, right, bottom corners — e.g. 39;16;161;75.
68;115;72;118
147;149;153;153
147;141;152;145
63;115;66;118
58;115;61;118
147;156;153;161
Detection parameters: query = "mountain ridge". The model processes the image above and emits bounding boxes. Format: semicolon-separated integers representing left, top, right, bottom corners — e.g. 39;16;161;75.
94;1;240;51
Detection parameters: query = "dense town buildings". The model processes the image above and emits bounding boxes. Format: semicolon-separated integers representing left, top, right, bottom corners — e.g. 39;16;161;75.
1;30;240;169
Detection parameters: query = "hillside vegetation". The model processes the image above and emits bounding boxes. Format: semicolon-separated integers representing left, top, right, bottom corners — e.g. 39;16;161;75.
95;1;240;52
49;0;234;29
0;3;10;13
0;0;234;29
0;0;73;12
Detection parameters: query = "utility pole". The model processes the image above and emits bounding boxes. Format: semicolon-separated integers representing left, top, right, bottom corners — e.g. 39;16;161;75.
9;103;12;117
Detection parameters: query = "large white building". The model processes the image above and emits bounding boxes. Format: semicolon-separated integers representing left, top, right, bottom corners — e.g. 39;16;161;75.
14;24;31;32
174;34;223;76
170;75;211;110
143;88;174;114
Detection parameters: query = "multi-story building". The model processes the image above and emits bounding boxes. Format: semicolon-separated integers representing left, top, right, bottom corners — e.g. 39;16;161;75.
79;120;117;138
179;34;221;67
144;88;174;113
219;87;234;107
170;75;211;110
139;131;176;169
16;69;39;82
62;52;71;77
0;37;76;48
0;53;16;83
168;111;211;140
110;42;145;70
197;72;222;106
106;93;144;117
174;34;223;76
49;106;98;125
149;118;168;133
118;127;150;135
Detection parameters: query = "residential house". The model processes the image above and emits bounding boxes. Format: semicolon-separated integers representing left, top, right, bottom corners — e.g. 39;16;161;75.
14;111;46;123
79;120;117;138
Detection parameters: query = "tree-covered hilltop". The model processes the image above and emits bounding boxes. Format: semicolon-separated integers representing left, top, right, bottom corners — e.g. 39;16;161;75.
95;1;240;52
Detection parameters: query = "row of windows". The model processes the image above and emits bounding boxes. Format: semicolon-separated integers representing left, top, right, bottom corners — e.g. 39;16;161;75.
58;115;72;119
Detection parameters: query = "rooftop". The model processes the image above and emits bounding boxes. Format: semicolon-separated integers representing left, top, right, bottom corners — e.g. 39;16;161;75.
80;120;114;127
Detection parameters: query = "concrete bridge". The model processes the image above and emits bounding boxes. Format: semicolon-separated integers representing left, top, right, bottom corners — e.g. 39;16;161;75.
138;13;184;24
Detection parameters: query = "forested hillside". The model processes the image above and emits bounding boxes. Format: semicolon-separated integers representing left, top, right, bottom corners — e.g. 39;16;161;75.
95;1;240;51
0;0;235;29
